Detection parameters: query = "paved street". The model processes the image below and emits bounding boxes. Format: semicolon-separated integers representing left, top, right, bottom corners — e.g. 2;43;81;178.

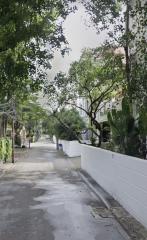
0;141;129;240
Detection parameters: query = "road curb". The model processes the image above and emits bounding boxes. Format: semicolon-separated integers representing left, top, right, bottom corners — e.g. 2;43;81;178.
79;170;147;240
79;170;111;209
79;170;132;240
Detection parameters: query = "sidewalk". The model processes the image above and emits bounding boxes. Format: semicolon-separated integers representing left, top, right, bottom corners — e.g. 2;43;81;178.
1;141;146;239
0;148;28;177
80;170;147;240
0;141;130;240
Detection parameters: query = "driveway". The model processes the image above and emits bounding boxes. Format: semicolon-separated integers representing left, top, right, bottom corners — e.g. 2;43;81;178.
0;140;129;240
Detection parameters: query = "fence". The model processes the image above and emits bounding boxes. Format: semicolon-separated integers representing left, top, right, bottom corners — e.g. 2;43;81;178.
81;144;147;228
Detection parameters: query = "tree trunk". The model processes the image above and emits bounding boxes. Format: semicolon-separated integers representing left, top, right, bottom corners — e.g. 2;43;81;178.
91;118;102;147
0;118;2;137
56;137;59;150
124;0;133;106
1;114;8;137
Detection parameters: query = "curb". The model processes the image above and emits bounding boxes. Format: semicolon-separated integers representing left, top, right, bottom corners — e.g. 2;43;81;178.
79;171;111;209
79;170;131;240
79;170;147;240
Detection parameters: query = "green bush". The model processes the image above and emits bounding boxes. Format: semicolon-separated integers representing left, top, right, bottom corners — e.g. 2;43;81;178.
0;139;6;161
5;139;12;161
0;138;12;162
101;142;115;151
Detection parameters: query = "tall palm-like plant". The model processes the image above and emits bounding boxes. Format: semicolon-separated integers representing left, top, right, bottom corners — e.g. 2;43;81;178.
138;102;147;159
107;98;140;156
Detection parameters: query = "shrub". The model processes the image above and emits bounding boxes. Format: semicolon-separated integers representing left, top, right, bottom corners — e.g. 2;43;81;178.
0;138;12;162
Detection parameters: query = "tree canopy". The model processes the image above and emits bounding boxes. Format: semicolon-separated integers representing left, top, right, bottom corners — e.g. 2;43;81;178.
47;108;85;141
82;0;147;102
46;46;125;146
0;0;76;100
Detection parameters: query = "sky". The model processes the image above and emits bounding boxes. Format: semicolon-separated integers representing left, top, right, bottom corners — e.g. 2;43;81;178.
39;2;107;107
47;3;107;80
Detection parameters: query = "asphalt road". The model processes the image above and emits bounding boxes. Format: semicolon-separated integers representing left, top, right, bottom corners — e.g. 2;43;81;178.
0;140;129;240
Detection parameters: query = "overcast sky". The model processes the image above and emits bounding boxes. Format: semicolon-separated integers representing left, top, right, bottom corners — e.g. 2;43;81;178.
47;3;107;80
40;3;107;107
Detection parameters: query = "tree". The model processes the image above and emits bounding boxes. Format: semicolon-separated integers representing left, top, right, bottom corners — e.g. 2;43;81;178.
11;95;48;145
107;97;140;157
82;0;147;103
0;0;76;100
0;0;76;139
45;108;85;142
46;47;124;146
19;96;47;128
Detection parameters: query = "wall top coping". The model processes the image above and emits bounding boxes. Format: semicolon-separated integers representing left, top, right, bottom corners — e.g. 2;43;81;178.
60;140;79;143
81;144;147;163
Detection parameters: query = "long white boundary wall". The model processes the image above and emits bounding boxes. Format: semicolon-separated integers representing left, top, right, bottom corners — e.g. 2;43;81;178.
81;145;147;228
60;140;81;157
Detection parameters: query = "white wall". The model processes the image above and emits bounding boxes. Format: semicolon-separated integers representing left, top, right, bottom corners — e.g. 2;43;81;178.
81;145;147;228
61;140;81;157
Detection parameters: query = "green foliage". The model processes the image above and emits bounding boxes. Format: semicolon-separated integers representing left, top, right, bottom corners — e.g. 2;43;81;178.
101;141;115;151
5;138;12;161
138;105;147;137
46;46;124;146
90;136;97;146
14;95;49;141
82;0;122;29
68;47;124;98
138;103;147;159
0;138;12;162
0;0;76;100
0;139;6;160
43;116;57;137
82;0;147;102
107;98;140;156
51;109;85;141
47;47;124;105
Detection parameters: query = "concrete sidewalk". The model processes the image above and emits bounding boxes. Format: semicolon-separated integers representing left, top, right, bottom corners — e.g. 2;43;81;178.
0;141;130;240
